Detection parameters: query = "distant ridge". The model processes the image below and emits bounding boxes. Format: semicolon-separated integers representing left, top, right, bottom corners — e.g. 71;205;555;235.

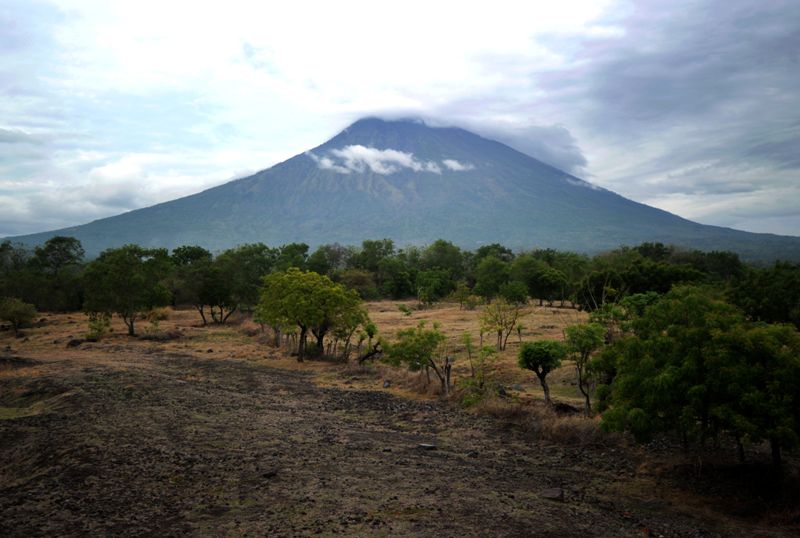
7;117;800;260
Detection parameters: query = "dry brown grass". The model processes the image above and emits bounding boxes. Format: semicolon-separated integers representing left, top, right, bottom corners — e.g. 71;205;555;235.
366;299;588;405
1;300;591;418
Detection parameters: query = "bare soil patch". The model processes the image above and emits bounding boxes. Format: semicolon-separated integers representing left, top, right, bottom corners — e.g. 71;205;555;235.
0;306;796;536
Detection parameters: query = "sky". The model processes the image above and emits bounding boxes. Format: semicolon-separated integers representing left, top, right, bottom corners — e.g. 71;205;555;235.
1;0;799;237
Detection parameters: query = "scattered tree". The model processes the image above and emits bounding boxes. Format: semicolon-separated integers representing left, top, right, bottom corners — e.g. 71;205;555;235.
82;245;171;336
518;340;568;406
564;322;606;416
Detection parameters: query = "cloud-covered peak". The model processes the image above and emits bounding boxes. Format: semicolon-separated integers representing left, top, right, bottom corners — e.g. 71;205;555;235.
307;145;474;175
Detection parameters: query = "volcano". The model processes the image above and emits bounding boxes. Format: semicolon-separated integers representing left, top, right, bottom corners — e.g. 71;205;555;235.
8;118;800;260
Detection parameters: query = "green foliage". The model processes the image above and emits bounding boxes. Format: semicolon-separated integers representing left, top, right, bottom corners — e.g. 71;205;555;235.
85;311;111;341
0;297;37;335
82;245;171;336
337;269;379;299
601;293;800;466
416;269;452;306
351;239;395;273
397;303;413;317
450;280;471;309
564;322;606;415
22;236;85;311
256;268;366;360
384;321;446;372
480;299;524;350
215;243;279;314
420;240;464;281
709;323;800;465
729;262;800;329
518;340;568;405
575;269;624;311
473;255;510;299
499;281;528;304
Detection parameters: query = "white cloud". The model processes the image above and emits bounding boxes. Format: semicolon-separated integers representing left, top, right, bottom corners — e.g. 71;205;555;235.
309;146;472;175
306;152;351;174
330;145;422;175
442;159;475;171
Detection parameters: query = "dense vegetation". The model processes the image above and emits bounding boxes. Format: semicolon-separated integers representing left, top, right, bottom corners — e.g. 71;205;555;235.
2;235;799;467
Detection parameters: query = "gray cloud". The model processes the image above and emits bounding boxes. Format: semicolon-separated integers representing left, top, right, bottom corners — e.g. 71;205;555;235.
525;0;800;233
0;128;41;144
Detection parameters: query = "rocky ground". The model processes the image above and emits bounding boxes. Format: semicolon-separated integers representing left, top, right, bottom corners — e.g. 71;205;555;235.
0;312;797;537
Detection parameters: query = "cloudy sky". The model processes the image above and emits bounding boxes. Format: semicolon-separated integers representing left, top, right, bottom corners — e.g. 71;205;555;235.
2;0;799;237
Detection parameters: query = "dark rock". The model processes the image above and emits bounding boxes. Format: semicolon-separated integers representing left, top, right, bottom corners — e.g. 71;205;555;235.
553;402;581;415
66;339;83;348
541;488;565;502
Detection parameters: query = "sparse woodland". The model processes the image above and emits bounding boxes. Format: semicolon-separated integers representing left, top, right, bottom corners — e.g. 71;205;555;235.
2;235;800;473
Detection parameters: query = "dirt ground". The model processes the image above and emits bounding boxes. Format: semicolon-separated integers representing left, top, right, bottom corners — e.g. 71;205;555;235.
1;305;797;537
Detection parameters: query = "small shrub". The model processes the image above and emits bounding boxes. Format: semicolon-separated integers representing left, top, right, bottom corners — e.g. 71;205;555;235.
464;295;481;310
85;311;111;341
397;304;413;317
0;297;37;336
144;307;170;329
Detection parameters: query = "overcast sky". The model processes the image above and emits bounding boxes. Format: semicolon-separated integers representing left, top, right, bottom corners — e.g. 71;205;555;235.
2;0;798;237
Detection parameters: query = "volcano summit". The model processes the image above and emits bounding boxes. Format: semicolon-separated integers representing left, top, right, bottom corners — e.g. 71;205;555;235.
8;118;800;260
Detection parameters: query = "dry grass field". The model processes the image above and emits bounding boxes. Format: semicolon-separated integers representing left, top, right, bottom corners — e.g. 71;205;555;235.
1;302;798;536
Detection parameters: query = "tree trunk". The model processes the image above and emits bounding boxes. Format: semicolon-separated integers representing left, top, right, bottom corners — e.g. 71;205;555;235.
736;437;745;464
298;326;307;362
195;304;207;325
576;365;592;416
502;329;512;350
771;438;782;468
125;315;135;336
537;373;551;406
272;326;281;348
222;306;236;323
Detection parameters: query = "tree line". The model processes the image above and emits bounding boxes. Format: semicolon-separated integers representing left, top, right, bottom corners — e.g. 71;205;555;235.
1;236;799;466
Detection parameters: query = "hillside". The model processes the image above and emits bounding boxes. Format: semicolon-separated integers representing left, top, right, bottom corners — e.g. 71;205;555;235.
7;118;800;260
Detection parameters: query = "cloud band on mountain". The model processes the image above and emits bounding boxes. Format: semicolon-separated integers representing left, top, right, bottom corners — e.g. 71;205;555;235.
307;145;474;175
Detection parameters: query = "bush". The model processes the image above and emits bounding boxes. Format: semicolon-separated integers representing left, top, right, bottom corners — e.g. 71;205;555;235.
0;297;37;335
85;311;111;341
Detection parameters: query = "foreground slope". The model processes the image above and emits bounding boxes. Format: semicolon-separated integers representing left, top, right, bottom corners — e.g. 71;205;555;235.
3;309;794;536
9;118;800;260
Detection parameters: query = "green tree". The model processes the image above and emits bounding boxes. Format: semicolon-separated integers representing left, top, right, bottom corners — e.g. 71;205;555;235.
729;262;800;329
0;297;37;335
337;269;379;299
518;340;568;406
499;281;528;305
82;245;171;336
420;239;464;281
27;236;86;311
170;245;213;324
710;323;800;467
481;299;524;350
564;322;606;416
214;243;278;319
384;321;453;395
600;286;744;445
473;255;509;300
256;268;365;361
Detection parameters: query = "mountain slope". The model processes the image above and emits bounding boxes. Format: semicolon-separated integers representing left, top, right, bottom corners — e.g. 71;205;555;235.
7;118;800;260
